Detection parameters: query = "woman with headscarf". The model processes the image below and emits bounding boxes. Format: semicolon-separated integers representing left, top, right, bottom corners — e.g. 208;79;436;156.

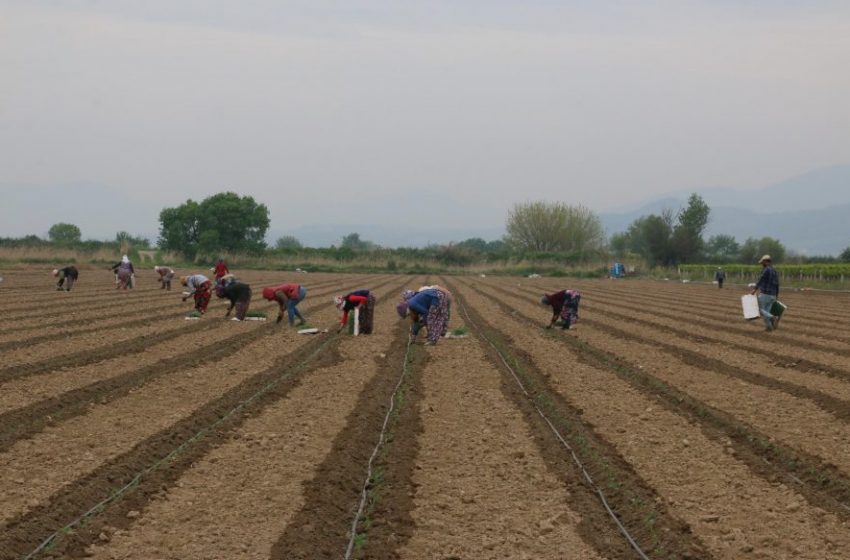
396;288;449;345
541;289;581;330
334;290;376;334
261;283;307;326
155;266;175;290
111;255;135;290
220;279;252;321
180;273;213;314
418;284;453;336
52;266;79;291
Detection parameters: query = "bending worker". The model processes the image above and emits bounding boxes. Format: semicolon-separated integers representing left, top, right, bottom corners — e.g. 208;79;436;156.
52;265;79;291
221;278;252;321
396;287;449;345
262;283;307;326
181;274;213;315
155;266;175;290
541;289;581;330
334;290;376;334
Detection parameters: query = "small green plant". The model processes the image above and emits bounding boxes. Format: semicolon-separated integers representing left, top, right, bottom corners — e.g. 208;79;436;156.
451;326;468;336
186;310;201;318
245;310;267;319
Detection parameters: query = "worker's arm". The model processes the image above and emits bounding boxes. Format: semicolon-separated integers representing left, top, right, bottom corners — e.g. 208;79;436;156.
275;291;288;323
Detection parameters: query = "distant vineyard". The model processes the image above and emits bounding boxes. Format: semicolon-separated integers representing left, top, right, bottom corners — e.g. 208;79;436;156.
680;263;850;283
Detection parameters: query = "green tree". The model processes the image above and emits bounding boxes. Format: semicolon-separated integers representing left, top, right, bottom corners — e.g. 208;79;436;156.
275;235;303;250
505;201;604;257
627;214;673;266
158;192;269;258
739;237;786;264
48;223;82;244
340;232;376;251
840;247;850;262
670;193;710;263
705;234;740;262
608;232;630;258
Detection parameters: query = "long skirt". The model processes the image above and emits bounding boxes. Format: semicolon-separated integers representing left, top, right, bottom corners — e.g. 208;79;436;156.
359;294;377;334
234;293;251;321
116;269;131;290
194;281;212;313
425;291;450;344
559;291;580;327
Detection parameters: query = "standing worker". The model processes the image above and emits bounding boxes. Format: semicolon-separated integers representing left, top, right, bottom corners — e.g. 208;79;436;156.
715;267;726;289
221;279;252;321
112;255;135;290
213;259;229;282
334;290;376;334
541;289;581;330
180;274;213;315
262;283;307;326
52;266;79;291
155;266;175;291
396;287;449;345
751;255;780;331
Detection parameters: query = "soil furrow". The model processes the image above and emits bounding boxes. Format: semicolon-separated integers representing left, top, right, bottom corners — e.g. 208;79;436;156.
270;305;422;559
0;279;399;452
0;331;342;560
84;310;402;560
447;279;711;559
456;278;850;559
0;281;360;383
466;279;850;520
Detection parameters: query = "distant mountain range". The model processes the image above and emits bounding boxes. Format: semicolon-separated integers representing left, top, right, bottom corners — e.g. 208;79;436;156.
600;164;850;255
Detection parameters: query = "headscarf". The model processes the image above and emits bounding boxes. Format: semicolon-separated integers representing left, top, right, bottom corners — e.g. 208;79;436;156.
401;289;416;301
262;286;278;301
121;255;129;264
541;295;550;306
179;276;188;286
396;301;409;318
52;269;59;276
333;295;345;309
154;266;161;272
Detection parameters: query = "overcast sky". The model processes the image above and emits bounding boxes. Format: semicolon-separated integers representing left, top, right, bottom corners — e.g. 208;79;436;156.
1;1;849;242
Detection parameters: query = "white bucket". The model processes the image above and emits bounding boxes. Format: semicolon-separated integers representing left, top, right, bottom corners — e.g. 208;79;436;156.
741;294;760;320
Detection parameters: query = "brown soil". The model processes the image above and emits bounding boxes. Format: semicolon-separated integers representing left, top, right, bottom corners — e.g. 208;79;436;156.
5;271;850;560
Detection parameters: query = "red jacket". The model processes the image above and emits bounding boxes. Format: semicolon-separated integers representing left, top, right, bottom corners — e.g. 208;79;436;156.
340;294;368;325
262;283;301;301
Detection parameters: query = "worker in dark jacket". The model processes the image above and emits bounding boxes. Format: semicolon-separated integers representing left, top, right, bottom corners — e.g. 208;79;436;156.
714;267;726;289
541;289;581;330
52;266;79;291
751;255;780;331
334;290;376;334
221;280;252;321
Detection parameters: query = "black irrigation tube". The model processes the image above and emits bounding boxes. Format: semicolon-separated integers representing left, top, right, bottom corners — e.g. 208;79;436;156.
476;279;850;519
454;296;650;560
22;335;336;560
343;337;414;560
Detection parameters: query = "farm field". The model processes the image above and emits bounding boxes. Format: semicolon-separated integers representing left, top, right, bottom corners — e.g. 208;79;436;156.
1;269;850;559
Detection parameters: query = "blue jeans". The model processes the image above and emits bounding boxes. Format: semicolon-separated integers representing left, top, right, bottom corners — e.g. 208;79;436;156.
757;293;776;329
287;286;307;324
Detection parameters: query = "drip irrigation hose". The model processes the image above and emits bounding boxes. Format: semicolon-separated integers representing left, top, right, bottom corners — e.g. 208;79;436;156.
456;299;651;560
23;336;335;560
344;337;414;560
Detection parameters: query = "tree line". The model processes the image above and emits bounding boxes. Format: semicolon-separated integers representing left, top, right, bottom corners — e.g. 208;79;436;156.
9;190;850;267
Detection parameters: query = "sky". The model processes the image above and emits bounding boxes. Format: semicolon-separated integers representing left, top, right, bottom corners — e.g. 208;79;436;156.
1;0;849;243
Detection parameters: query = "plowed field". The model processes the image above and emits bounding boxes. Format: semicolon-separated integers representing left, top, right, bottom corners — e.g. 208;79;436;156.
2;269;849;559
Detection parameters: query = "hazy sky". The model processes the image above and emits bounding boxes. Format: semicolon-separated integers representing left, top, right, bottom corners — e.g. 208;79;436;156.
2;1;849;241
